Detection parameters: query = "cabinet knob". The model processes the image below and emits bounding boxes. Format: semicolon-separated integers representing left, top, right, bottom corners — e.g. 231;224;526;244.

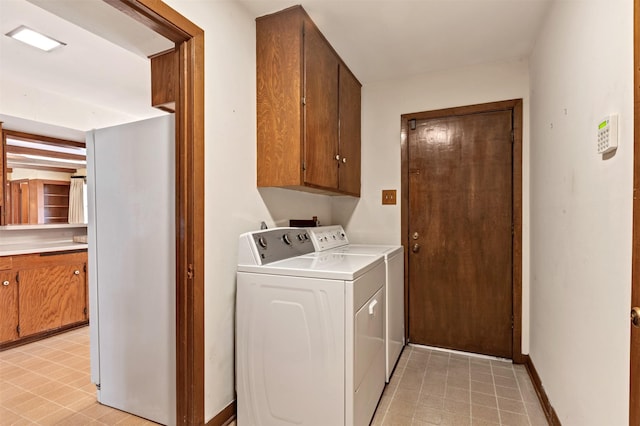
2;280;9;286
342;157;347;163
335;154;340;161
74;270;80;275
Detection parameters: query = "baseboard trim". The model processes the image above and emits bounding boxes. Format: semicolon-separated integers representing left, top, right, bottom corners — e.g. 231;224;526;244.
0;321;89;352
205;401;236;426
523;354;562;426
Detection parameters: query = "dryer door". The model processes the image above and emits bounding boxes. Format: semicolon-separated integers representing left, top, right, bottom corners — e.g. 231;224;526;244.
353;286;385;426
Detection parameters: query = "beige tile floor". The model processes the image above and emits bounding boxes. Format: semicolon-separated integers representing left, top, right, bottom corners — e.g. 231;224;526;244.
0;326;157;425
371;345;549;426
1;327;548;426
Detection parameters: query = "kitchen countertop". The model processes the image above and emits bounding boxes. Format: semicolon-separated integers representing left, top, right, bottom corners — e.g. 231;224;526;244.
0;224;87;231
0;241;88;257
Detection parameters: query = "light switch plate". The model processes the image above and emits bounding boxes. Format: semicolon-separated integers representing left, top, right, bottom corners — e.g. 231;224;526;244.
382;189;397;205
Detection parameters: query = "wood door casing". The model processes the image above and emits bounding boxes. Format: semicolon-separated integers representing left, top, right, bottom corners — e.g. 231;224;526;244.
0;271;18;343
338;64;361;196
631;0;640;423
115;3;206;423
407;108;514;358
18;263;86;337
304;22;339;190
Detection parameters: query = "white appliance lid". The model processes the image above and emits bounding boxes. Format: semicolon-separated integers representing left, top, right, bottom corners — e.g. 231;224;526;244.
329;244;404;258
237;252;384;281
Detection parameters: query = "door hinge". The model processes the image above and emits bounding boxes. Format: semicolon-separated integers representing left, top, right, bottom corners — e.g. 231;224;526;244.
83;264;87;273
409;119;417;131
16;325;20;334
187;264;194;280
302;162;306;171
15;273;19;283
511;315;514;329
302;97;306;106
83;307;87;315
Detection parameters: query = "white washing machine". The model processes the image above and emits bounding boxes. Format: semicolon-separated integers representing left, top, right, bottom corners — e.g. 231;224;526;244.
236;227;386;426
306;225;405;382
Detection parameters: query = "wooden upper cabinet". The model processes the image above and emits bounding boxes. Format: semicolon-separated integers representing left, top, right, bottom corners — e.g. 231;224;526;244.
256;5;362;196
1;123;5;224
25;179;70;224
150;49;178;113
338;65;362;196
304;23;339;190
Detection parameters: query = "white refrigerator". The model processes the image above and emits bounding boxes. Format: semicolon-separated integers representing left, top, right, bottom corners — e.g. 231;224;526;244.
87;114;176;425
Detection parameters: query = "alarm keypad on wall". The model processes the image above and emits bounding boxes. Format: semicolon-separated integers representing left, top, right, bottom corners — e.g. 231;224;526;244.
597;114;618;154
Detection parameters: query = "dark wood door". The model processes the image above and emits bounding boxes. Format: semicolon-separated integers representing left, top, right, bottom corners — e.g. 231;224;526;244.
408;110;513;358
304;22;339;190
338;64;361;196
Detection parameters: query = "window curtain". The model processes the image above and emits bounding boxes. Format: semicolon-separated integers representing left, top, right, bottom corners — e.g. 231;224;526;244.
68;178;87;224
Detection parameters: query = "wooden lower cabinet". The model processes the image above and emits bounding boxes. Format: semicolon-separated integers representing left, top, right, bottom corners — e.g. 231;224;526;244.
19;262;86;337
0;250;87;347
0;271;19;343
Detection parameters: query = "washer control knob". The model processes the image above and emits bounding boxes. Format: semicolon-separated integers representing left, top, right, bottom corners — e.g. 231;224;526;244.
297;234;304;241
258;236;268;248
283;233;292;245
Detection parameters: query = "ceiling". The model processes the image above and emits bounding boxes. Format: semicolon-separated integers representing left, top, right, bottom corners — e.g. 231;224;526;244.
0;0;552;133
0;0;172;132
236;0;553;84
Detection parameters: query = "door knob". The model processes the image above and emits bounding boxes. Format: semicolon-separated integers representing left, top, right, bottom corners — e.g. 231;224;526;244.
74;270;80;275
632;307;640;328
412;243;420;253
2;281;9;286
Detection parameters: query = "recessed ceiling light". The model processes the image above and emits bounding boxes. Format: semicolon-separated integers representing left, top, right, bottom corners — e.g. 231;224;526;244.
6;25;66;52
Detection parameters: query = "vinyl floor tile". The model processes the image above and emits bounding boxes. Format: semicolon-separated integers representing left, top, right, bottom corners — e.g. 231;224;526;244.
0;327;158;425
373;345;550;426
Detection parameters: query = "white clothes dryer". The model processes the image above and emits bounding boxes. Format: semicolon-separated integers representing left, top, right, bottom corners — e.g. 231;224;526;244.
306;225;405;382
236;227;386;426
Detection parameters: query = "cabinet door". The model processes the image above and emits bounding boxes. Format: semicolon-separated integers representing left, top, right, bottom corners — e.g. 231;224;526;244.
0;271;19;343
0;124;4;218
18;263;86;337
338;65;362;196
304;23;339;190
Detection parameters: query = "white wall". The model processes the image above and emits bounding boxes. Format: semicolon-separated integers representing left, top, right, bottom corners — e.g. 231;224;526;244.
335;59;531;353
159;1;334;421
528;1;633;425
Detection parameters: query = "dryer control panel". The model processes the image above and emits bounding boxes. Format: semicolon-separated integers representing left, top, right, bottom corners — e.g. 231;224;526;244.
307;225;349;252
